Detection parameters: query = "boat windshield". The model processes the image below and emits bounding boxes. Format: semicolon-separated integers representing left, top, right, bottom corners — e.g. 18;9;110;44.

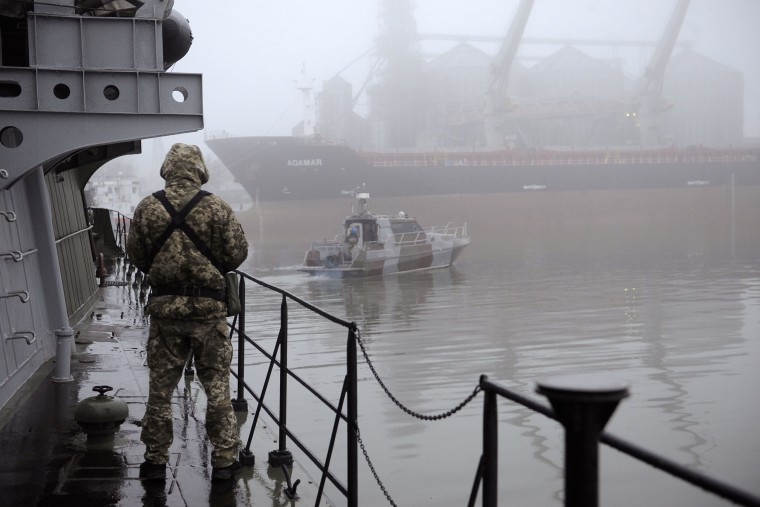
344;220;379;242
390;221;423;234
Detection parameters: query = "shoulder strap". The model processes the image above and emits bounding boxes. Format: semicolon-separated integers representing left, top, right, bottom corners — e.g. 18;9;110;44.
146;190;226;274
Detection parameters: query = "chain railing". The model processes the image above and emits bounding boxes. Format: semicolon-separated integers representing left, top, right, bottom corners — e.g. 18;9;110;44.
228;272;488;506
227;271;760;507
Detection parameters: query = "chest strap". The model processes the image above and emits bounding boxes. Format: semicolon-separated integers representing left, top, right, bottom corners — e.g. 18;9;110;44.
147;190;227;302
150;286;225;302
147;190;220;269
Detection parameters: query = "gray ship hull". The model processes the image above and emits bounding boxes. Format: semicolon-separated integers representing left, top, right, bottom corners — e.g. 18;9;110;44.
205;136;760;201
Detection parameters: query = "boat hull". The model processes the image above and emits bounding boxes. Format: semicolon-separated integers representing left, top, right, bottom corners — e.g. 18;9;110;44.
205;136;760;201
297;199;471;277
298;239;470;278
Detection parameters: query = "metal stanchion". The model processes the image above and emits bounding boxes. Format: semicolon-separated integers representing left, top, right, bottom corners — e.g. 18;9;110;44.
537;373;629;507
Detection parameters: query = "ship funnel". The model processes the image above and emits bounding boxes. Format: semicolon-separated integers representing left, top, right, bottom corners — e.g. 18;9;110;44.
162;9;193;70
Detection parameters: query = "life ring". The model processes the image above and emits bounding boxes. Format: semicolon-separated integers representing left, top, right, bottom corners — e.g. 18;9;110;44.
324;255;338;268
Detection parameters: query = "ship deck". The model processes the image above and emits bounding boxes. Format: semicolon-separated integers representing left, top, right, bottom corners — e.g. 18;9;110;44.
0;281;326;507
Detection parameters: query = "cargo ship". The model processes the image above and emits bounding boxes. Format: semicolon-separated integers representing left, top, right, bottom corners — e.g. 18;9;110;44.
204;135;760;201
205;0;760;203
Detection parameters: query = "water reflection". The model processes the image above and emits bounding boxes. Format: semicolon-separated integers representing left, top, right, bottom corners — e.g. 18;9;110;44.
338;270;439;334
292;268;467;339
238;246;760;505
634;266;752;471
208;479;238;506
140;479;168;506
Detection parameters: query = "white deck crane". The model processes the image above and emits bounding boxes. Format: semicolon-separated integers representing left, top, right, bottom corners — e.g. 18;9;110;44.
484;0;535;148
635;0;691;146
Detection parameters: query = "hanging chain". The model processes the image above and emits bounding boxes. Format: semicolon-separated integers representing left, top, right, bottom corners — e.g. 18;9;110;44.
355;328;482;420
355;425;398;507
352;328;483;506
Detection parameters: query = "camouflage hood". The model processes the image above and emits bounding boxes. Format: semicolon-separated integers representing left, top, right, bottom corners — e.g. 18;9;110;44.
127;141;249;320
159;143;209;187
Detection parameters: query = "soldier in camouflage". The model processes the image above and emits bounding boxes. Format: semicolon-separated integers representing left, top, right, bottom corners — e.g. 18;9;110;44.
127;143;248;481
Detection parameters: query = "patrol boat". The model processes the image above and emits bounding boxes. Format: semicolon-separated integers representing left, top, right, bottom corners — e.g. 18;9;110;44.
299;192;470;277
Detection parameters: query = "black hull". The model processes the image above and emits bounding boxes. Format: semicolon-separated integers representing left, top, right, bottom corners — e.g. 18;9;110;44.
205;136;760;201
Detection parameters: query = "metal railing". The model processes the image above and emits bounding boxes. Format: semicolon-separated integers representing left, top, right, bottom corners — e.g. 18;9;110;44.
392;230;431;246
473;376;760;507
227;271;760;507
228;272;359;505
425;222;469;239
113;211;131;255
362;147;760;169
90;208;131;259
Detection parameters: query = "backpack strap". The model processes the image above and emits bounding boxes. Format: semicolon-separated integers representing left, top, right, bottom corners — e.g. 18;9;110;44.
149;285;225;302
146;190;226;275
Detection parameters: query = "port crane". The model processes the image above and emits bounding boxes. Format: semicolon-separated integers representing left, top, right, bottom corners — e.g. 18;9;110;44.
483;0;535;148
482;0;690;148
633;0;691;146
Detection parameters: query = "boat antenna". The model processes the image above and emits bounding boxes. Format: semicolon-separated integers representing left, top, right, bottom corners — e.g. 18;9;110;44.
353;186;370;215
295;64;316;137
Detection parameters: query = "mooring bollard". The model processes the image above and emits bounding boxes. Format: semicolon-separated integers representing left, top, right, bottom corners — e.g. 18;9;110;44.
96;253;108;287
536;373;629;507
52;327;75;382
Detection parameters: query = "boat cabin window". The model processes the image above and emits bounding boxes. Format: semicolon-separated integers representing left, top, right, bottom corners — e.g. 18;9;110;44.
344;220;378;243
346;224;360;240
390;221;423;235
364;223;378;242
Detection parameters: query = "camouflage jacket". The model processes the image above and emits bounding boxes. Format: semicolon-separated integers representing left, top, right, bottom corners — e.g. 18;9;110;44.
127;143;248;320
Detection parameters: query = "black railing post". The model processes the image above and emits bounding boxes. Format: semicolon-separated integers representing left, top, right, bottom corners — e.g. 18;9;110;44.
481;375;498;507
347;326;358;507
119;214;126;252
232;275;248;412
269;295;293;467
123;215;128;253
115;213;121;247
279;295;287;451
536;374;629;507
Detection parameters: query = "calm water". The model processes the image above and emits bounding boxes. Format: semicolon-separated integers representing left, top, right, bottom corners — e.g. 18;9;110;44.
234;196;760;506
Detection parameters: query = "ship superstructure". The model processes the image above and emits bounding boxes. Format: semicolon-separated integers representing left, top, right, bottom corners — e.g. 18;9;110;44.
0;0;202;409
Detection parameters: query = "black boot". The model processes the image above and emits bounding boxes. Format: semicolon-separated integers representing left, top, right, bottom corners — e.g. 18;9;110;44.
211;460;242;481
139;461;167;481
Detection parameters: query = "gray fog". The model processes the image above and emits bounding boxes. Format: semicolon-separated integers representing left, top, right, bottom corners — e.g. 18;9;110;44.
177;0;759;137
107;0;760;184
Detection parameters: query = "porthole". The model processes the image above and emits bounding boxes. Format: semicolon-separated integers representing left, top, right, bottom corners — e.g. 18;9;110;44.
172;86;188;103
0;126;23;148
54;83;71;99
103;85;120;101
0;81;22;98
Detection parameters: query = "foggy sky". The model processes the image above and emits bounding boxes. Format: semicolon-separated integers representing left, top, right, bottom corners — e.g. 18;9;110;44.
133;0;759;180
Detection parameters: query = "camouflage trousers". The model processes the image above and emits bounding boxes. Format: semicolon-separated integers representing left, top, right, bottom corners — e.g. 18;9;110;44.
142;317;239;468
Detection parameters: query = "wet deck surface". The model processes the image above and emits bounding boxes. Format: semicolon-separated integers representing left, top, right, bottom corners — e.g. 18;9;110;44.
0;282;325;507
